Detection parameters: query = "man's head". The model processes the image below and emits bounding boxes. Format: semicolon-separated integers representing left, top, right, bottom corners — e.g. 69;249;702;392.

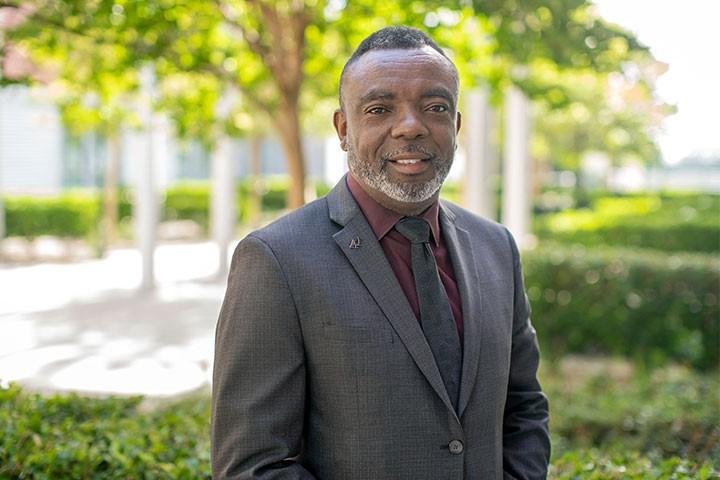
334;26;461;216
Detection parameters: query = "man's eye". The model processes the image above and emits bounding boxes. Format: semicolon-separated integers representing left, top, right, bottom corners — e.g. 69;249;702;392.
367;106;388;114
428;104;449;113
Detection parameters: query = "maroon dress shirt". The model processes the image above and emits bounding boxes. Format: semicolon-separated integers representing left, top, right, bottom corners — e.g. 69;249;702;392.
346;174;464;342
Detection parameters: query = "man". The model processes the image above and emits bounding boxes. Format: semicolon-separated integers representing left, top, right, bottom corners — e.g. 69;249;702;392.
212;26;550;479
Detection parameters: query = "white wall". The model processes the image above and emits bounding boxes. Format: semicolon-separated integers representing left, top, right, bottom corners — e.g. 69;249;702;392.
0;86;63;193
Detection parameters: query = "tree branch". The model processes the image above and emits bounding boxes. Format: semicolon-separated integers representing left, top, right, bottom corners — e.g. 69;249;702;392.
196;59;273;115
214;0;271;62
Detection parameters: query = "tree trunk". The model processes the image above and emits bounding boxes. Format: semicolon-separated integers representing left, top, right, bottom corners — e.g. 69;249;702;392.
275;98;306;209
574;168;590;209
102;133;121;248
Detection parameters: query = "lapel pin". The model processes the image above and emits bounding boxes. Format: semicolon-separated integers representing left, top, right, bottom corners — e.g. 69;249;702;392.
349;237;362;249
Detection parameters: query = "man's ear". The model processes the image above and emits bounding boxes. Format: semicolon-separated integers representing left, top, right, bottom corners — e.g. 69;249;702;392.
455;111;462;134
333;109;348;151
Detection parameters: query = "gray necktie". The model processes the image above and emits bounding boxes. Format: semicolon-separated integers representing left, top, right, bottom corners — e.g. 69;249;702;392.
395;216;462;410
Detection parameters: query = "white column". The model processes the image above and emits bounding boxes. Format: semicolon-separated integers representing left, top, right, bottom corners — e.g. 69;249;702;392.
463;88;497;219
211;137;235;279
0;107;4;240
0;163;4;239
135;65;159;291
502;86;532;247
211;89;237;279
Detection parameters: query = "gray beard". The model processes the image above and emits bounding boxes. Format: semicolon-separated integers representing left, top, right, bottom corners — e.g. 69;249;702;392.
347;147;452;204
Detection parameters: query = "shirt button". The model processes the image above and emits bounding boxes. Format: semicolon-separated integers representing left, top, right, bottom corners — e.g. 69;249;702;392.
448;440;464;455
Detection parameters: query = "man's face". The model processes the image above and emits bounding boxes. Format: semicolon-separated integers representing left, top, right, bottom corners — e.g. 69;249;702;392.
334;47;461;215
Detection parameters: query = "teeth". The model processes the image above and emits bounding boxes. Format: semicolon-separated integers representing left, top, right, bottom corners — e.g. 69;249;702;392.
395;159;422;165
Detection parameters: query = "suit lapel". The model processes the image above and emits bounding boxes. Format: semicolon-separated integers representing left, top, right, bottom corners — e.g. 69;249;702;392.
439;203;484;418
327;179;457;415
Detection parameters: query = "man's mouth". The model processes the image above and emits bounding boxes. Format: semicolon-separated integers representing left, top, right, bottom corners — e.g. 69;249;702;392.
393;158;425;165
385;154;434;175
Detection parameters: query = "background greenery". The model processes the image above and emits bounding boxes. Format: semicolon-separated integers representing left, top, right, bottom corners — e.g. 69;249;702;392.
536;194;720;253
2;189;718;478
524;243;718;370
2;359;717;479
2;0;667;209
1;178;330;239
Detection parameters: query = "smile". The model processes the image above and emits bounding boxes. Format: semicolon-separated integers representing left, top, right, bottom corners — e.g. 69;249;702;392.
393;158;425;165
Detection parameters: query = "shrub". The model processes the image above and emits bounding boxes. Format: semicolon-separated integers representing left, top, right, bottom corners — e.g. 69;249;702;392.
163;182;212;230
0;383;211;479
544;361;720;464
2;362;717;477
524;243;720;370
550;449;718;479
2;178;336;240
536;193;720;253
155;178;334;230
3;192;100;239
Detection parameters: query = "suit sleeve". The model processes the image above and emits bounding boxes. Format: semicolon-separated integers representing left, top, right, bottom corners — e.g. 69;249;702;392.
502;229;551;480
212;234;315;479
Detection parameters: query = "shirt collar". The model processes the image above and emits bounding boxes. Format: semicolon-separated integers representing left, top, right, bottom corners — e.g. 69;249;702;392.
346;173;442;244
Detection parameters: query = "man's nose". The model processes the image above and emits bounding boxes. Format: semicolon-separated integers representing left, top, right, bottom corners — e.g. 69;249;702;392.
391;109;430;139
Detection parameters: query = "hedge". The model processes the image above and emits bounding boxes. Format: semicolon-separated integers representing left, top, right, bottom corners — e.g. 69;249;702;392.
7;189;717;250
1;362;717;478
547;361;719;463
524;243;720;370
536;194;720;253
0;384;211;479
550;450;718;479
3;193;100;239
1;179;330;239
161;183;211;229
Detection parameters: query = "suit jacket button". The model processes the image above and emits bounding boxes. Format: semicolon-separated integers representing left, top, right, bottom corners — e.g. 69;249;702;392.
448;440;464;455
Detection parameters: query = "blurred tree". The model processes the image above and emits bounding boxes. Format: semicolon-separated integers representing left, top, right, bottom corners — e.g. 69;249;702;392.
472;0;645;71
1;0;658;211
54;59;139;249
528;56;673;202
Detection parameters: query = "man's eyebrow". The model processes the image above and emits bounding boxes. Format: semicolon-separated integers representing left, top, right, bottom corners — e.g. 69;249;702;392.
422;88;455;104
359;90;395;105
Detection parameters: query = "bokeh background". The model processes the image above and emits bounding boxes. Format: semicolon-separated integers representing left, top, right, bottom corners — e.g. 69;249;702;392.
0;0;718;478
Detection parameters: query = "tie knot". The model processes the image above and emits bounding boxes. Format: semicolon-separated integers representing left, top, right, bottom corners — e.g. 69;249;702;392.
395;217;431;244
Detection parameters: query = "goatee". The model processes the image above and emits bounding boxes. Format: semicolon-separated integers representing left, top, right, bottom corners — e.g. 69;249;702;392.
347;145;452;204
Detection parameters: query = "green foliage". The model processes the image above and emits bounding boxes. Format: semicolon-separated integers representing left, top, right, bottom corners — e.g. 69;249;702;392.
0;383;211;478
529;63;668;172
2;362;717;477
536;194;720;253
550;449;718;479
439;181;461;204
1;179;335;239
524;243;720;370
3;192;100;239
471;0;647;72
162;182;211;229
5;0;669;209
545;362;720;464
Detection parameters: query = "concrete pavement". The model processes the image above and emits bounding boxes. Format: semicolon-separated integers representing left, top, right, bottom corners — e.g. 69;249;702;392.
0;241;235;397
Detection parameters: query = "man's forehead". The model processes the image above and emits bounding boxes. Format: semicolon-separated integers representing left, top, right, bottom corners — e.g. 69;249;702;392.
343;47;458;99
347;46;455;77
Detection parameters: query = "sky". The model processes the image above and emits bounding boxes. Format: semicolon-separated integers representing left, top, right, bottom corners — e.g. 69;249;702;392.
593;0;720;164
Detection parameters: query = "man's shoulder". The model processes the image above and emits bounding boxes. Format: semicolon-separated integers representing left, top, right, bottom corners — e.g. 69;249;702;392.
243;196;335;250
440;199;510;242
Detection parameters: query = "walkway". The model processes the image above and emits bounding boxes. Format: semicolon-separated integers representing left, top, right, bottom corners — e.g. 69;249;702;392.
0;241;234;397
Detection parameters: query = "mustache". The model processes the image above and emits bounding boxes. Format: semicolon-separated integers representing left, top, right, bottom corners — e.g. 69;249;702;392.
380;145;435;162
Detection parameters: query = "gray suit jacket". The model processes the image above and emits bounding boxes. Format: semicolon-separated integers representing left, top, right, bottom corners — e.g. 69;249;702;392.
212;178;550;479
